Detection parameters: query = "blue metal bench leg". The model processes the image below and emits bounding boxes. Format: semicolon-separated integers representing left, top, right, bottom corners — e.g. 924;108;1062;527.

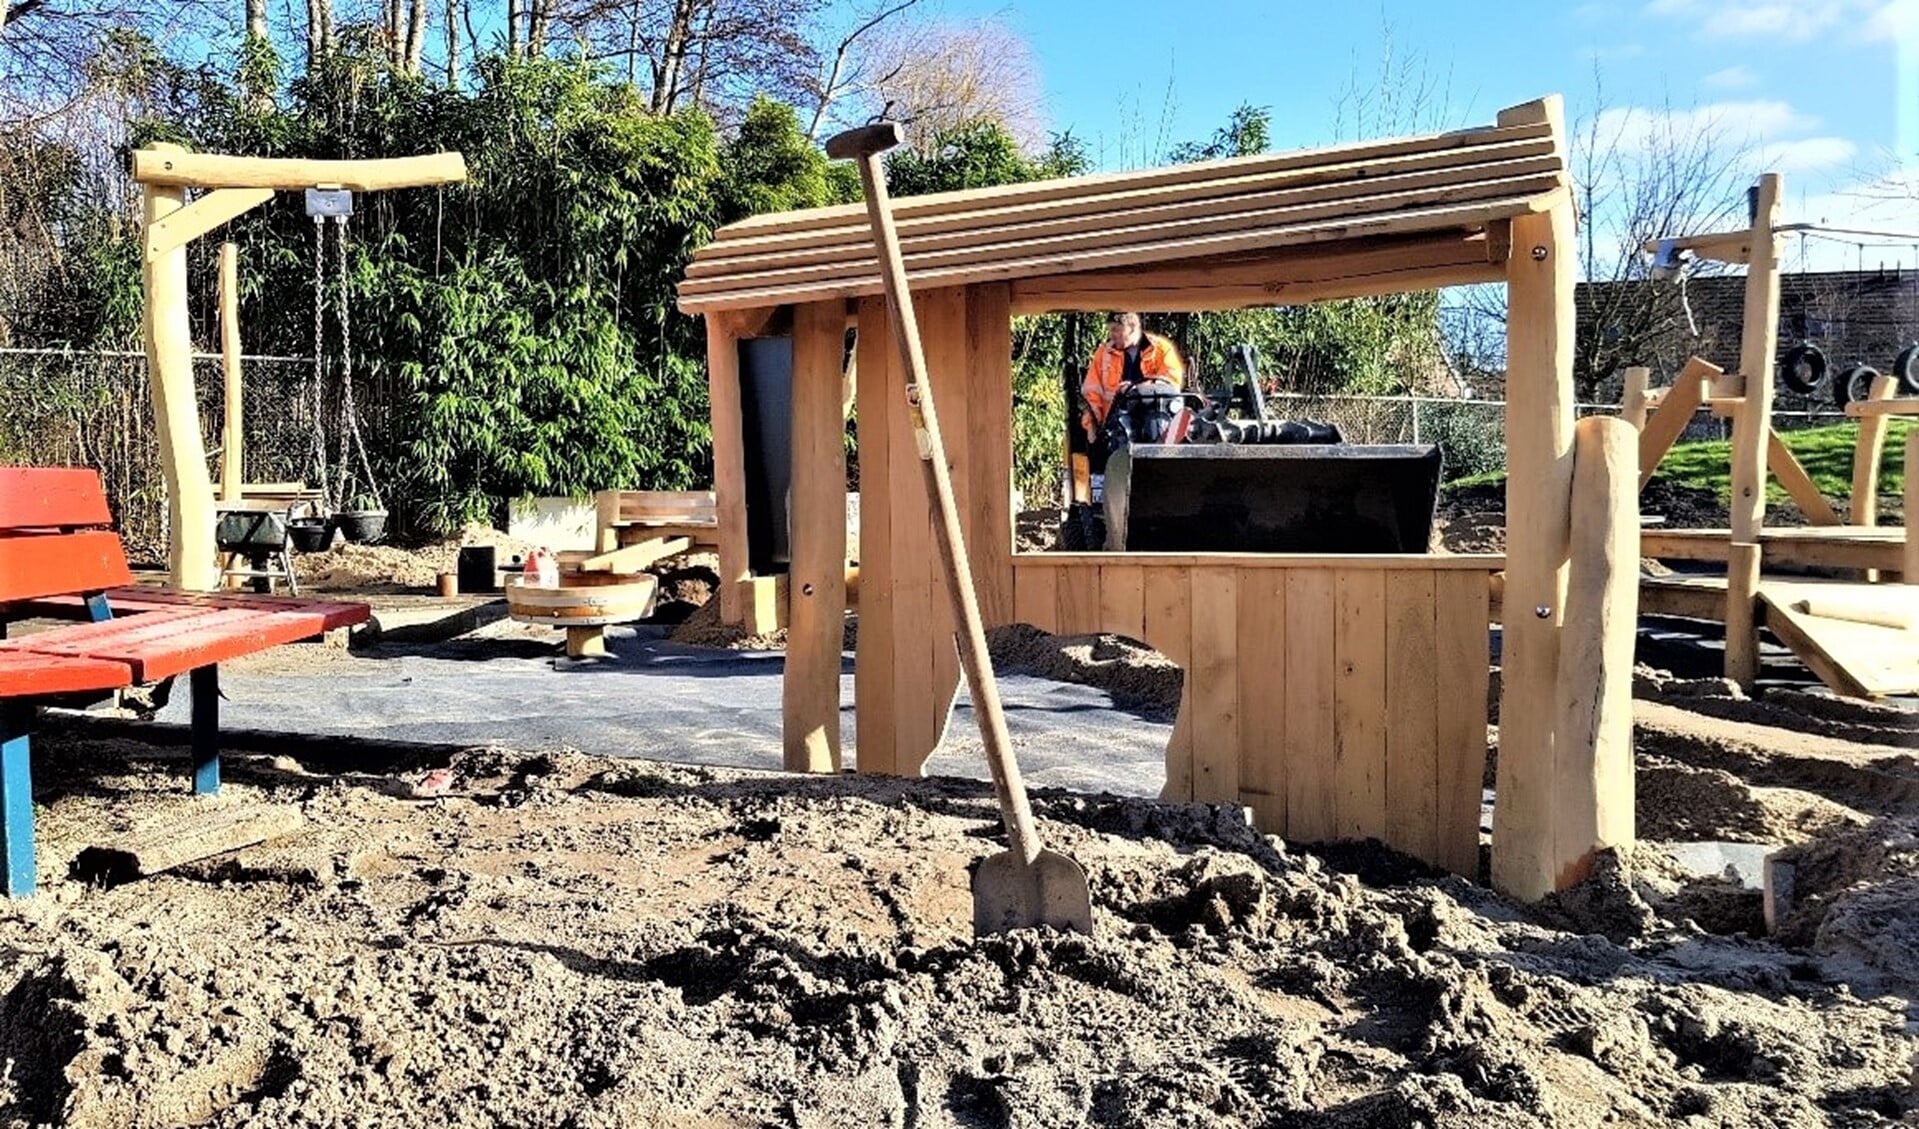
84;593;113;622
1;703;36;898
192;665;220;795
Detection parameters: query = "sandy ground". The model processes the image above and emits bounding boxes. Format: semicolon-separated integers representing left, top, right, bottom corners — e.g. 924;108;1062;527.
0;730;1914;1129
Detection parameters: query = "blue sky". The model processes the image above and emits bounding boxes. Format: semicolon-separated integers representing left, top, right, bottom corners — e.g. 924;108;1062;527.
937;0;1919;269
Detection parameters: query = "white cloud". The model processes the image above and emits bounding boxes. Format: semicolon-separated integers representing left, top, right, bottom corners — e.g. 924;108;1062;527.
1645;0;1916;42
1787;169;1919;269
1590;101;1856;177
1700;65;1759;90
1756;136;1861;173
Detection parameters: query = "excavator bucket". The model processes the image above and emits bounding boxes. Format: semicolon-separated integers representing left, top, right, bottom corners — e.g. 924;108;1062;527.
1103;443;1444;553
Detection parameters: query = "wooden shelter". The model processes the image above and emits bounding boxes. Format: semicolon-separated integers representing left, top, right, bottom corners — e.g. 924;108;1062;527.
677;95;1638;900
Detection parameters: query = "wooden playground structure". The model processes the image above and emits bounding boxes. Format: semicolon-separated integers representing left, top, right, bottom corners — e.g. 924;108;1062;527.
680;96;1639;901
132;145;467;590
1632;173;1919;699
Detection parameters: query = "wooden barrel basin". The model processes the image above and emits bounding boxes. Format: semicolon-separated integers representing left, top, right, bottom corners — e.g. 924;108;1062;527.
504;574;659;627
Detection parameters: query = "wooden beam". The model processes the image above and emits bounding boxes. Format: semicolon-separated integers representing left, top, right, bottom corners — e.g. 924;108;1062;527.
1490;174;1576;900
1842;396;1919;418
1638;229;1752;265
1620;366;1650;429
1851;371;1900;526
686;154;1565;278
132;148;467;190
1908;430;1919;584
1766;428;1841;525
782;300;849;774
678;174;1562;299
704;317;750;624
143;187;274;261
678;191;1565;314
723;119;1555;240
1725;173;1783;687
218;242;243;503
1638;357;1716;488
1011;258;1505;315
142;182;218;590
1552;417;1638;889
1009;552;1504;570
576;536;690;574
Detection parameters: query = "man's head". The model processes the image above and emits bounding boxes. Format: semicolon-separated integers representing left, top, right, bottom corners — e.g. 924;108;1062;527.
1107;312;1142;350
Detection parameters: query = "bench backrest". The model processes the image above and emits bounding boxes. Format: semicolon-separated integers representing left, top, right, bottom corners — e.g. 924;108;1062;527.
0;468;133;602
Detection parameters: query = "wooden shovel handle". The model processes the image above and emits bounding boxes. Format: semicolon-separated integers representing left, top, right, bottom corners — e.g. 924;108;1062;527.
831;125;1044;866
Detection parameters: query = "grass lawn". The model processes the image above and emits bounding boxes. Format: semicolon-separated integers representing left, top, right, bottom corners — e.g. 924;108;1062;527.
1449;421;1914;506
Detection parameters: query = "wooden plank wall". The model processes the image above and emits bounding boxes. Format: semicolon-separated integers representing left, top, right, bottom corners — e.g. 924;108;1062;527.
853;283;1015;776
1007;559;1492;875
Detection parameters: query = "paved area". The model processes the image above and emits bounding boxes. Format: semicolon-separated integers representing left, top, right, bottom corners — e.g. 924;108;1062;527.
159;625;1171;797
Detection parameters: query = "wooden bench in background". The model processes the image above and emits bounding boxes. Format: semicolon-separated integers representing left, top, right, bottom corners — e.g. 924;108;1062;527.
0;468;368;896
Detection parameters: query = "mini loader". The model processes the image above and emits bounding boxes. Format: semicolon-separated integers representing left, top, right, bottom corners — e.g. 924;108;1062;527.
1062;345;1444;554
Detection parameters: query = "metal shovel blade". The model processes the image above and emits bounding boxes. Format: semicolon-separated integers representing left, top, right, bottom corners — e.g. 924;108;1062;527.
972;848;1095;936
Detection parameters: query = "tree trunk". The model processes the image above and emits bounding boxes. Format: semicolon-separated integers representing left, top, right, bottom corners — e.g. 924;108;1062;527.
305;0;332;67
527;0;549;57
445;0;461;88
244;0;267;41
650;0;697;113
506;0;521;55
405;0;426;73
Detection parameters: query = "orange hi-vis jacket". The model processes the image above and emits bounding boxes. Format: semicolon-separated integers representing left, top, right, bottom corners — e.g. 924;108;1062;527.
1081;332;1186;438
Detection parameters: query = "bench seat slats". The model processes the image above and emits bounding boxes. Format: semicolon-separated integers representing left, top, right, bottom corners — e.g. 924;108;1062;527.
6;606;332;682
18;588;370;633
0;652;132;697
0;531;134;603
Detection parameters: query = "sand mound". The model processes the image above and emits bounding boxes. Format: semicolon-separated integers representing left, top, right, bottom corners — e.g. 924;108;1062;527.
298;525;537;592
0;737;1910;1128
987;624;1183;718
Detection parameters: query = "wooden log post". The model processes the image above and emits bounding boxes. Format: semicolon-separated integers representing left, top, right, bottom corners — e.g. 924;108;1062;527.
1725;173;1783;687
219;242;243;502
1552;416;1638;887
1906;429;1919;584
782;300;849;773
1850;372;1900;527
1491;97;1576;902
1620;366;1650;429
141;160;219;592
705;315;751;625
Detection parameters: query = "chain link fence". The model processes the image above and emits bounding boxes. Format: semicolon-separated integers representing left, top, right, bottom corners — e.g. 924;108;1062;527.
0;348;325;562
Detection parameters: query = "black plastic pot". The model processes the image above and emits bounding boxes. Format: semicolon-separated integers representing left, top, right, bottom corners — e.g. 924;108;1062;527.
334;510;388;544
287;519;332;553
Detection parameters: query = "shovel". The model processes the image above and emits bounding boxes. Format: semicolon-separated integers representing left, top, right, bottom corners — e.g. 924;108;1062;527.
826;121;1095;937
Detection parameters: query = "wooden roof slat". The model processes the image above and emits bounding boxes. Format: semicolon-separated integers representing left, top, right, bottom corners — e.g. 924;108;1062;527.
680;171;1561;300
720;119;1554;238
676;98;1568;313
686;152;1563;280
692;135;1559;264
681;189;1560;313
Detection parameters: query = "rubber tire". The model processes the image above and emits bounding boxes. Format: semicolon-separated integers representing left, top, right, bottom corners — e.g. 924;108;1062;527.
1894;343;1919;396
1778;342;1826;396
1839;364;1881;406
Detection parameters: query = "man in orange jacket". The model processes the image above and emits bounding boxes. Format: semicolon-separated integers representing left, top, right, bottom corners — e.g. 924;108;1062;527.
1081;312;1186;441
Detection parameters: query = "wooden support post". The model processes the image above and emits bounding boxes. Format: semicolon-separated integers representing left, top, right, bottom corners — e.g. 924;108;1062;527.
1850;372;1900;526
1552;417;1638;887
1491;97;1576;902
1725;174;1783;688
705;315;751;625
593;490;621;553
0;703;34;898
565;626;607;658
1620;366;1650;429
1906;430;1919;584
191;664;220;794
142;165;219;592
783;300;849;773
219;242;243;503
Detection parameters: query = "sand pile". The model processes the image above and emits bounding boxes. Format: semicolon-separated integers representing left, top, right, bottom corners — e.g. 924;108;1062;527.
299;525;537;592
987;625;1183;718
0;736;1911;1128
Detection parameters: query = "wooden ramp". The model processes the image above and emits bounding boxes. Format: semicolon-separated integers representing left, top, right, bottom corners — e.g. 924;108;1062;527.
1757;579;1919;699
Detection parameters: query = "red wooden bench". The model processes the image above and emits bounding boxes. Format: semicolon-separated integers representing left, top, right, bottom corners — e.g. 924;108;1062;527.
0;468;368;896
